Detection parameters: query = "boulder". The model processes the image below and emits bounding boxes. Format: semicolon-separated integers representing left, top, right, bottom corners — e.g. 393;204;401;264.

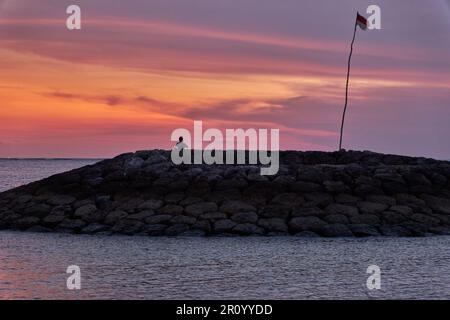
290;181;322;193
350;224;380;237
104;210;128;225
324;214;349;224
81;223;108;234
165;224;190;236
145;215;172;224
350;214;380;225
323;181;350;193
325;204;359;217
357;201;388;215
12;217;40;230
232;223;264;235
185;202;218;217
58;219;86;231
258;218;288;232
112;219;144;235
288;216;327;233
214;219;237;233
158;204;184;215
321;224;353;237
74;204;102;223
199;212;227;220
227;211;256;224
138;199;164;210
171;215;196;225
47;195;76;206
422;195;450;215
24;203;51;218
220;200;256;214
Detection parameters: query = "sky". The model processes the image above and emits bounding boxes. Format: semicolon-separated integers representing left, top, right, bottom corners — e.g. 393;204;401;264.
0;0;449;158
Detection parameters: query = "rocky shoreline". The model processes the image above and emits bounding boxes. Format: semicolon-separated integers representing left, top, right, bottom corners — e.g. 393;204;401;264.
1;150;450;237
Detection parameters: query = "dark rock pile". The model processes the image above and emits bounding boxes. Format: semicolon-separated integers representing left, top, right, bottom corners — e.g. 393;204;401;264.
1;150;450;237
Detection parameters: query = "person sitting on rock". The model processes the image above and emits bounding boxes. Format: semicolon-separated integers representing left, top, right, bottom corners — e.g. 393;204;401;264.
174;136;188;152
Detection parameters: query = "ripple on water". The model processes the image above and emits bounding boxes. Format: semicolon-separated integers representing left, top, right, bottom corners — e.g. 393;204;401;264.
0;231;450;299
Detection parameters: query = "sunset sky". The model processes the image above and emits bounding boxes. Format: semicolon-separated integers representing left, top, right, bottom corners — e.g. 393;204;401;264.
1;0;449;158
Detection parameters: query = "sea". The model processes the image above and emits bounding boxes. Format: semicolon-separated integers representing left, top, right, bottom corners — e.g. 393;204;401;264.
0;159;449;300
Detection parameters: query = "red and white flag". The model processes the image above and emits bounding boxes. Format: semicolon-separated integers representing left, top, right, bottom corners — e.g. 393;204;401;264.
356;12;368;30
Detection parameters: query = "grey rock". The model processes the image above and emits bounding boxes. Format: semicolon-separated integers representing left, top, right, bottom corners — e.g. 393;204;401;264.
104;210;128;225
95;195;111;209
303;193;334;207
74;204;97;218
422;195;450;215
81;223;108;234
124;157;145;173
144;224;167;236
24;203;51;217
323;181;350;193
192;220;211;233
214;219;237;233
179;197;203;206
325;204;359;217
335;194;359;204
171;215;196;225
47;195;76;206
232;223;264;235
292;207;326;218
271;193;304;206
220;200;256;214
58;219;86;230
366;195;396;206
199;212;227;220
43;212;66;225
294;231;320;237
357;201;388;215
27;225;52;233
112;219;143;235
185;202;218;217
74;204;102;223
145;215;172;224
258;218;288;232
138;199;164;210
410;213;440;226
290;181;322;193
231;212;258;224
289;216;327;233
350;224;380;237
179;230;206;237
381;211;406;225
324;214;349;224
128;210;155;221
164;193;185;204
158;204;184;215
321;224;353;237
389;205;413;216
350;214;380;225
13;217;40;230
379;225;413;237
165;224;190;236
260;205;290;219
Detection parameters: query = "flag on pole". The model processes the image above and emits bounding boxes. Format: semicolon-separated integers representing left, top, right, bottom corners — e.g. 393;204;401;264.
356;12;368;30
339;11;367;151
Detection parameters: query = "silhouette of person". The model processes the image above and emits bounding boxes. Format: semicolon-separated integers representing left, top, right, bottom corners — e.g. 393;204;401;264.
174;136;188;151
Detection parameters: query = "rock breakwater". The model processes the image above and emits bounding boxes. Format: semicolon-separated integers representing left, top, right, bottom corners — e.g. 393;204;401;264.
1;150;450;237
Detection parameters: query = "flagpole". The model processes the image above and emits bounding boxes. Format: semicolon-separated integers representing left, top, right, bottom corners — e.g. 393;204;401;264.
339;13;358;151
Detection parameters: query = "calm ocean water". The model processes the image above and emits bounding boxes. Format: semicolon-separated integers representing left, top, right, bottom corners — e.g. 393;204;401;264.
0;159;100;192
0;159;450;299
